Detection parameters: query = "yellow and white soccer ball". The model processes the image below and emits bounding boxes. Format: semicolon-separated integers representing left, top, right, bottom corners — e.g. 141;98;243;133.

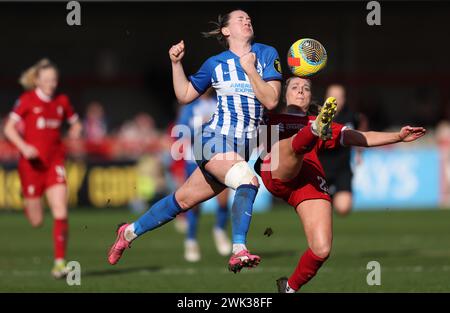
287;38;327;77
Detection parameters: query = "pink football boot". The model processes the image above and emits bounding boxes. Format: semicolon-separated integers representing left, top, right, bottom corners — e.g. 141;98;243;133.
108;223;131;265
228;249;261;273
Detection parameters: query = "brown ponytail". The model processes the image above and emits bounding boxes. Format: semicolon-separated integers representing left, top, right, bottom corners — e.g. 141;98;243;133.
201;11;233;48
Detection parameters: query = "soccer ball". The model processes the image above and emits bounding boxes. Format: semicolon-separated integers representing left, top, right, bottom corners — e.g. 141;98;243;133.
287;38;327;77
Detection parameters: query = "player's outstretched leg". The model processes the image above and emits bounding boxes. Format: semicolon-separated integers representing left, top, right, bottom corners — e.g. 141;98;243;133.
108;193;182;265
108;167;225;265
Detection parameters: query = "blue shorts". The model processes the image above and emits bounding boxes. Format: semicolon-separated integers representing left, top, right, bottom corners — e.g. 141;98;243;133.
191;128;254;182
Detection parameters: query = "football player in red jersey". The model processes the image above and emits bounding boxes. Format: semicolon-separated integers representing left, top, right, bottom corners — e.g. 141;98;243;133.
3;59;82;278
257;77;426;292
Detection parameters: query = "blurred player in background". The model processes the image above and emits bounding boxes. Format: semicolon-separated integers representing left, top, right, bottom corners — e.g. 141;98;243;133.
257;77;425;292
108;9;282;273
83;101;107;144
3;59;82;278
175;89;231;262
319;84;368;215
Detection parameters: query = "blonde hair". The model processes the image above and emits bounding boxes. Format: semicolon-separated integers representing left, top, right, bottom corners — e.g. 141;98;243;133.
19;58;58;90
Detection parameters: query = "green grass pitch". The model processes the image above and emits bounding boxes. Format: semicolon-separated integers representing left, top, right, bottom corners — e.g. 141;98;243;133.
1;206;450;292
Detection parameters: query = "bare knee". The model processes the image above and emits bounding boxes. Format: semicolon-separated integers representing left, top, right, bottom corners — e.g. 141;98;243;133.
310;241;332;259
51;205;68;220
46;185;68;219
26;211;43;227
174;191;194;211
24;199;43;227
333;192;353;216
29;216;43;228
334;205;352;216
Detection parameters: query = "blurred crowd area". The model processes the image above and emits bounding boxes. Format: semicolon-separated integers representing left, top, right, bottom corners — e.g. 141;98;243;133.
0;100;188;209
1;94;449;209
1;95;450;165
0;100;174;163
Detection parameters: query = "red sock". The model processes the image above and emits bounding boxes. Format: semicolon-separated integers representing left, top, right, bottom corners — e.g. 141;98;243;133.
291;125;318;154
53;219;68;260
287;248;328;291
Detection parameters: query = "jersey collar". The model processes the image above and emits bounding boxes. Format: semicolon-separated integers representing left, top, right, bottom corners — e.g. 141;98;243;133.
227;42;255;58
35;88;52;103
286;105;307;116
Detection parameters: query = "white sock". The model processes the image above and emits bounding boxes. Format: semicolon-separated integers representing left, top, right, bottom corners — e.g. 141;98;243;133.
232;243;247;254
285;282;296;293
310;120;320;136
124;223;138;242
185;239;198;245
54;258;65;265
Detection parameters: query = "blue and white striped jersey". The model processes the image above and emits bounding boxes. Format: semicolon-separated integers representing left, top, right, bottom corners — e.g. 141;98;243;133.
189;43;282;139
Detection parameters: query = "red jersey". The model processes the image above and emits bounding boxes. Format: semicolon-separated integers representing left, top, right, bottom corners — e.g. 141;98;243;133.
9;89;78;166
262;112;346;176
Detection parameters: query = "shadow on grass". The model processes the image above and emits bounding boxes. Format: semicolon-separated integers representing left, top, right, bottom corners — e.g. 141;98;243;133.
83;266;162;277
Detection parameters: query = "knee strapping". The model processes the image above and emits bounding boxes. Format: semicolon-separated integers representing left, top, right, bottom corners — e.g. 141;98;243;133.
224;161;256;190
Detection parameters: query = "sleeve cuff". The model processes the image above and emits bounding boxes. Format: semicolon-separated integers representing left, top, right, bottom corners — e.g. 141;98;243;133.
188;77;205;94
263;76;283;82
9;112;22;122
68;114;79;124
340;126;348;146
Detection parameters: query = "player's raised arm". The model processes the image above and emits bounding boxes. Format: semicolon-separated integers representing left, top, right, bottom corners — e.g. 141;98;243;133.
169;40;201;105
240;52;280;110
342;126;427;147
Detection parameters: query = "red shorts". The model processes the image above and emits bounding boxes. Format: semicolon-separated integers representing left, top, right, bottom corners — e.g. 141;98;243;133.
260;157;331;209
18;157;67;198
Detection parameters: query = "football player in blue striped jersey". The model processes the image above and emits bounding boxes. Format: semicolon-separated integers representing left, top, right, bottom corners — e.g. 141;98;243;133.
108;9;282;273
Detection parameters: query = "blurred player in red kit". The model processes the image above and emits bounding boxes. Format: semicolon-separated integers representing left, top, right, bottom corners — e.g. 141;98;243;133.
3;59;82;278
256;77;426;292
